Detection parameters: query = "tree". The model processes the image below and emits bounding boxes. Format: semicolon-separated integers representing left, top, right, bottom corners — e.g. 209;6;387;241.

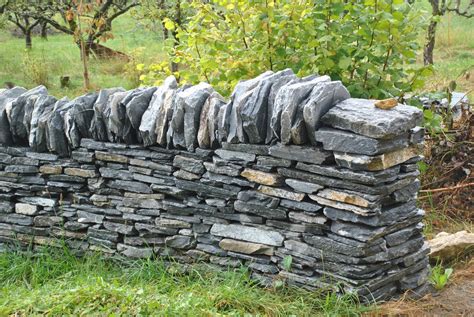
38;0;139;58
424;0;474;65
135;0;190;72
0;0;44;49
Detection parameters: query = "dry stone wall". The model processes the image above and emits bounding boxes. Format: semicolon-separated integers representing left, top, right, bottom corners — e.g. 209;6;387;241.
0;69;429;301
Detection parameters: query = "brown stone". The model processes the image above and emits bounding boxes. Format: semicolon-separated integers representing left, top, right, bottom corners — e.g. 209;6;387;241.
315;189;373;208
219;238;274;256
241;168;283;186
334;144;421;171
64;168;97;178
95;151;128;163
39;165;62;175
374;98;398;110
309;195;373;216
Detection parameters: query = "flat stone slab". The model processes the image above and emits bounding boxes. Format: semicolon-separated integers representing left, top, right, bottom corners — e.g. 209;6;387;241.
334;144;421;171
315;127;409;155
211;223;284;246
322;98;423;139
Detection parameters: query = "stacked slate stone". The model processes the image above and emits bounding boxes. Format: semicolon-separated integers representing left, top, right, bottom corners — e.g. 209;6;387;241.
0;71;429;301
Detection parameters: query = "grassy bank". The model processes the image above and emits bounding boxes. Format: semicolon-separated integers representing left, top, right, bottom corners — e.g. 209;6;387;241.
0;247;370;316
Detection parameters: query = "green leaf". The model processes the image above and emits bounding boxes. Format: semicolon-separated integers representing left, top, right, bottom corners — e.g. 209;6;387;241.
338;56;352;70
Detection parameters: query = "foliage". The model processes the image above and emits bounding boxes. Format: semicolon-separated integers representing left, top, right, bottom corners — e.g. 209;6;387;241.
282;255;293;271
0;247;372;316
429;263;454;290
139;0;429;99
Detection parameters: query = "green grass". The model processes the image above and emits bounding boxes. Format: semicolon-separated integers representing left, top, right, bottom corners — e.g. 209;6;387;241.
0;12;166;97
415;0;474;99
0;247;371;316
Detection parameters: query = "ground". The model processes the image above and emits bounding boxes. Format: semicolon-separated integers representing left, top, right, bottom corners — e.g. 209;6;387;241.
375;258;474;316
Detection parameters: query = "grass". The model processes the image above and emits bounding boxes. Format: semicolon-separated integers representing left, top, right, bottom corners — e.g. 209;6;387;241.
0;247;371;316
0;12;166;97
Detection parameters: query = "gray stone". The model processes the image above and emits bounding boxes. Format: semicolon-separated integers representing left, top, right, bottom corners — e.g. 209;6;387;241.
46;98;73;157
155;89;177;146
303;81;350;144
197;92;226;148
269;144;332;165
167;85;190;148
8;86;48;145
173;155;205;174
176;179;237;199
234;200;287;220
278;167;415;196
64;93;98;148
123;87;157;142
296;162;399;185
258;185;305;201
285;179;323;194
0;87;27;145
18;197;57;207
5;165;38;174
237;190;279;208
0;213;33;226
203;162;241;177
288;212;326;224
241;69;294;143
100;167;133;180
227;71;273;143
315;128;409;155
108;180;152;193
77;210;104;224
211;223;284;246
139;77;178;146
165;235;195;249
215;149;256;163
279;199;322;213
104;221;135;235
89;88;125;141
15;203;39;215
277;76;330;144
28;95;57;150
322;98;423;139
118;244;154;258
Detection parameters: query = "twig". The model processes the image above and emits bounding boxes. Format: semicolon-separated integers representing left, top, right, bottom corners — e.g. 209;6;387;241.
419;182;474;193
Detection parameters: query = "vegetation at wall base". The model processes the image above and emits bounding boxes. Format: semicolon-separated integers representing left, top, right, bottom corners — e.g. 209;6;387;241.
0;247;372;316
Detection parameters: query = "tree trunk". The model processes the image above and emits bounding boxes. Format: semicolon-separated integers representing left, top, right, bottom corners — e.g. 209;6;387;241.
170;0;182;73
40;20;48;39
423;19;437;65
25;29;32;49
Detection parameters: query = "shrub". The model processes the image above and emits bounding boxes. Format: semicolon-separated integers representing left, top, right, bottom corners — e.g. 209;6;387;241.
140;0;429;98
22;51;49;87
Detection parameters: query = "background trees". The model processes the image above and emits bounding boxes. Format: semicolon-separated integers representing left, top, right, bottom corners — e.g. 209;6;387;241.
424;0;473;65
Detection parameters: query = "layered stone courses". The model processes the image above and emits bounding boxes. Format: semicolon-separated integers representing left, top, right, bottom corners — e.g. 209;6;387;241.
0;71;428;301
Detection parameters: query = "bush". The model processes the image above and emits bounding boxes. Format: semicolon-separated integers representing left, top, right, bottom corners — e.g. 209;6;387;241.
22;51;49;87
140;0;429;98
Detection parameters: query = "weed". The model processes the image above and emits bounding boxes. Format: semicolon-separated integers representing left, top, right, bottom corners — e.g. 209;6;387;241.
22;50;49;87
429;263;454;290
